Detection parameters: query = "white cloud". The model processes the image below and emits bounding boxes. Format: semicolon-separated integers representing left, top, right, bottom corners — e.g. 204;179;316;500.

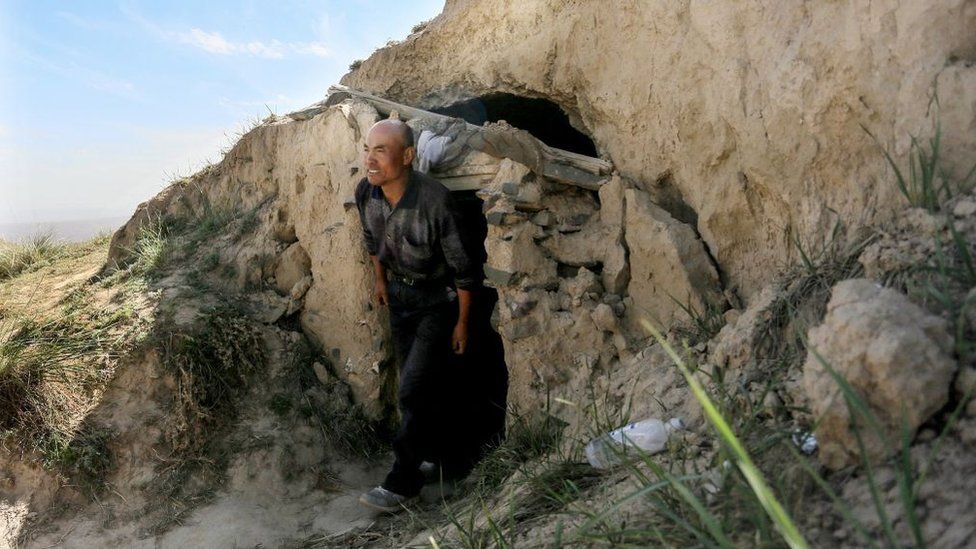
179;28;238;55
119;5;330;59
292;42;330;57
176;28;329;59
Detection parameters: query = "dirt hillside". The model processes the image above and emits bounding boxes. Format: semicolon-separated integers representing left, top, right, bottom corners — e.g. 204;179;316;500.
3;1;976;547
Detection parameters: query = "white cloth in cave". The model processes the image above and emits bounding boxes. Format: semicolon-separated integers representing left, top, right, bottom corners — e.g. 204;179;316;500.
416;129;453;173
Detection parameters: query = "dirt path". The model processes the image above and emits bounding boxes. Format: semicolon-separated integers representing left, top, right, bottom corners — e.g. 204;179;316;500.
21;460;389;548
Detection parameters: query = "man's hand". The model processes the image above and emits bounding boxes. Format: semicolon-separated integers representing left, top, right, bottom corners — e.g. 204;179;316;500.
374;278;388;307
452;321;468;355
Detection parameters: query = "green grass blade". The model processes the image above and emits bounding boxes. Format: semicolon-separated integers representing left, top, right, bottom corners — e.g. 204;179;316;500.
898;415;924;548
862;124;911;206
948;220;976;285
783;441;878;548
809;348;900;547
642;319;810;549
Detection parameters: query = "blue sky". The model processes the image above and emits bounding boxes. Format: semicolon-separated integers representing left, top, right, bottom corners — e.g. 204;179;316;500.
0;0;444;225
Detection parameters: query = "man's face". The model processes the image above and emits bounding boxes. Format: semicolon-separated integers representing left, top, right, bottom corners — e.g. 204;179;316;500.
363;124;413;187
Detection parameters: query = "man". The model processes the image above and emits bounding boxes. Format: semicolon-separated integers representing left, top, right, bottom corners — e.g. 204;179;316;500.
354;119;476;512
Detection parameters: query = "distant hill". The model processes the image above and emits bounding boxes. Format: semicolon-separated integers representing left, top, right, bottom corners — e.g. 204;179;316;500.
0;216;128;243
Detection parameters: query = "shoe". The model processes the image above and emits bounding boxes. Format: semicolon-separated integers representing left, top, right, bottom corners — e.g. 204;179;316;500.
358;486;413;513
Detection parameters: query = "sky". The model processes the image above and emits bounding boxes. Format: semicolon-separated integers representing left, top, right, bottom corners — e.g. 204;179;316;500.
0;0;445;225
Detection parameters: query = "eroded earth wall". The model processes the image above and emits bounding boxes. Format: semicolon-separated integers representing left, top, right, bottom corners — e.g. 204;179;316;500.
108;0;976;428
343;0;976;299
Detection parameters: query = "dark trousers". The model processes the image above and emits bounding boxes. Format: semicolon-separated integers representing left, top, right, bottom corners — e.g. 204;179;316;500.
382;282;458;496
382;281;508;497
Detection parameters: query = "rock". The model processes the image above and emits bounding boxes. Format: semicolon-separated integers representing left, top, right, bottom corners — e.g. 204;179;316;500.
485;224;558;288
512;181;544;211
563;267;602;304
722;309;741;325
954;199;976;218
248;291;290;324
624;188;721;327
960;418;976;445
484;265;515;287
591;303;617;332
761;391;782;415
485;210;526;226
803;279;956;469
505;317;541;340
312;362;332;385
272;205;298;243
274;242;311;296
490;158;533;192
956;366;976;401
508;294;538;318
602;237;630;295
530;210;553;227
289;275;313;301
598;175;627;228
710;284;781;371
541;222;610;267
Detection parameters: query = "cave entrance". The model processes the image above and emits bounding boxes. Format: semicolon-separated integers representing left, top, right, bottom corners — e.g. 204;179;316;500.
450;187;509;453
432;93;598;157
325;85;614;457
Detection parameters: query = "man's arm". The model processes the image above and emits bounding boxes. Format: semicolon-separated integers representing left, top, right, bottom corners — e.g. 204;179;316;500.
453;288;472;354
356;180;388;307
437;192;477;355
369;255;388;307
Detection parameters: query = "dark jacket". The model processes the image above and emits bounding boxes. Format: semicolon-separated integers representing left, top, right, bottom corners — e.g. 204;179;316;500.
354;170;476;290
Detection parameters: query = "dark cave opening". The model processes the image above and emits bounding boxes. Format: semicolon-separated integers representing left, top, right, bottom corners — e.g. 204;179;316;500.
433;93;598;157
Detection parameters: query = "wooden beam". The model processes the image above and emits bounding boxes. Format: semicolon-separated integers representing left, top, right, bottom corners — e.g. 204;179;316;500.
324;85;613;189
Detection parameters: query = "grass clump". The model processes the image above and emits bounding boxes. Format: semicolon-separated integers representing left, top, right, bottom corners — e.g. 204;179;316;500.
144;306;266;533
758;220;876;363
0;287;136;494
465;408;565;498
0;233;66;280
865;118;976;213
158;306;265;454
121;216;173;279
672;296;727;346
648;324;808;548
294;353;388;461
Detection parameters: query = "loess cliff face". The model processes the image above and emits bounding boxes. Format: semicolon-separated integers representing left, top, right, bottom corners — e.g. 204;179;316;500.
343;0;976;299
103;0;976;431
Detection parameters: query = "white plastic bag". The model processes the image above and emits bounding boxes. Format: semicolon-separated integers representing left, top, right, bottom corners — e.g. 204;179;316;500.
585;417;685;469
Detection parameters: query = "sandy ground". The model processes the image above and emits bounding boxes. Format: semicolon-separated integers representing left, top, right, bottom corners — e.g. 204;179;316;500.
18;460;390;548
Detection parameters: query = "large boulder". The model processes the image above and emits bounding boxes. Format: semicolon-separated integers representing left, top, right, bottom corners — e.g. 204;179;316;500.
803;279;956;469
624;188;721;328
273;242;311;296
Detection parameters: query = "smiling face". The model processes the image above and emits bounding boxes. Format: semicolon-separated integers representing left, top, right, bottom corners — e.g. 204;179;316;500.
363;121;415;188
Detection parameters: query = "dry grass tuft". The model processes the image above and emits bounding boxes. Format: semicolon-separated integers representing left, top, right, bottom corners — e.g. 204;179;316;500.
0;233;67;280
0;286;137;493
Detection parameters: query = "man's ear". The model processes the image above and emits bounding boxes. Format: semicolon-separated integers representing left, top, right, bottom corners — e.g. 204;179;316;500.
402;146;416;166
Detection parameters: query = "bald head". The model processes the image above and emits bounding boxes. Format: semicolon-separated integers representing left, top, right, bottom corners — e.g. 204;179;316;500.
369;119;414;150
363;119;416;188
